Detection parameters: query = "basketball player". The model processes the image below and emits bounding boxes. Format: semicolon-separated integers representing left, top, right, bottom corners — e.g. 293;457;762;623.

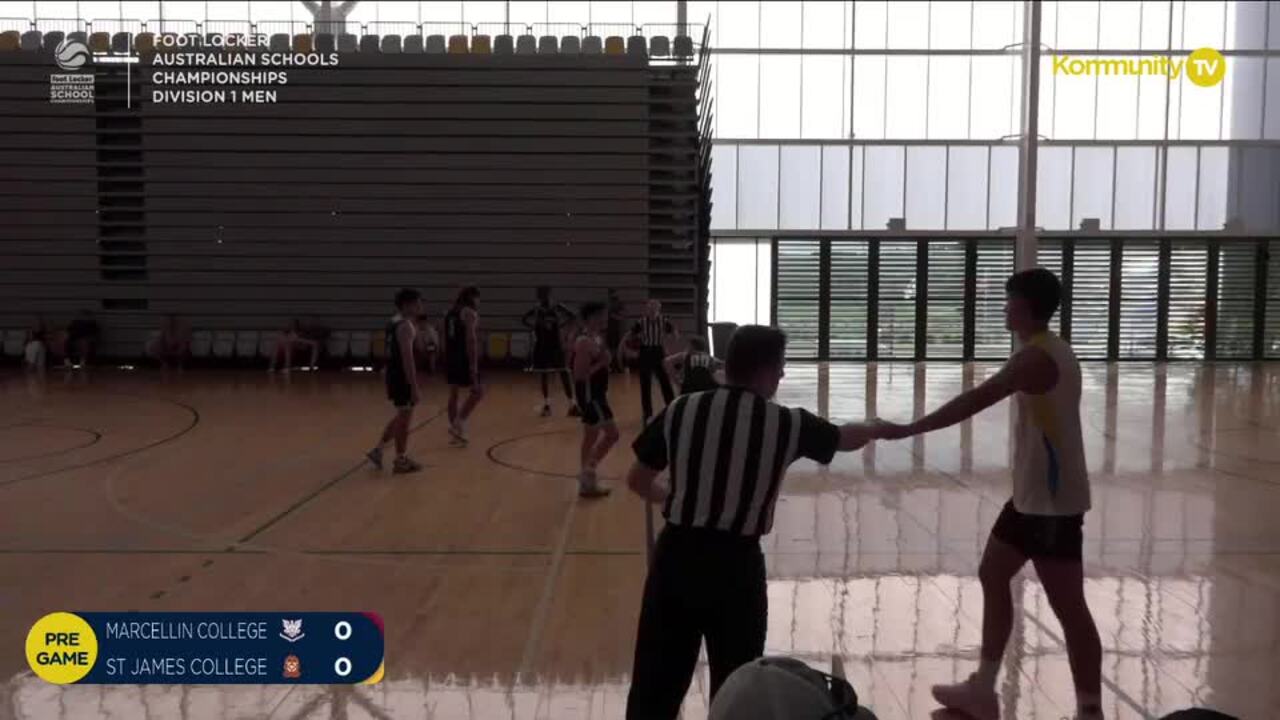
627;299;678;420
367;288;425;474
522;286;577;417
664;336;722;395
876;268;1102;720
444;286;484;446
571;302;616;498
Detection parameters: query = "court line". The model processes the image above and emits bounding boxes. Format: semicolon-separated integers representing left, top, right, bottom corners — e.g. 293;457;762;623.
0;547;644;556
518;492;577;678
233;408;445;546
0;422;102;464
0;392;201;489
484;423;644;480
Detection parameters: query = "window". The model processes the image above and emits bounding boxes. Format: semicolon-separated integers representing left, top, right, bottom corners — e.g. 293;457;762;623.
878;241;918;358
829;241;870;358
974;241;1014;358
1168;243;1208;359
1118;241;1159;358
775;240;822;358
925;241;965;359
1216;243;1257;359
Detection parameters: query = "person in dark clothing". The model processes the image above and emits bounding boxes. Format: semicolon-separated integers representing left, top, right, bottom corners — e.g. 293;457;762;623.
626;299;678;420
522;286;578;417
444;286;484;446
366;288;425;474
64;310;99;368
664;336;722;395
571;302;616;499
624;325;883;719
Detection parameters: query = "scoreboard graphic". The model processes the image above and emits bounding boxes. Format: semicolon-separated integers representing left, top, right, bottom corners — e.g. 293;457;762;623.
27;612;384;685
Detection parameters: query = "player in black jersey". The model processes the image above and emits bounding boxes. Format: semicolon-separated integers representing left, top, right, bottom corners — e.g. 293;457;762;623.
367;288;425;474
443;286;484;446
522;286;577;417
664;336;723;395
571;302;616;499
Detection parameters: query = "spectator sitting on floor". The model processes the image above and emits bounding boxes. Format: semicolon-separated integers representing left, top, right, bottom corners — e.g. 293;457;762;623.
23;318;49;370
269;318;320;373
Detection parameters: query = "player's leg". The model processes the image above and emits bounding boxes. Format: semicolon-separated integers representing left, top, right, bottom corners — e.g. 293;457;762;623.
932;508;1028;720
459;383;484;422
447;385;460;426
638;352;655;420
579;424;599;472
1032;546;1102;717
539;373;552;415
391;406;422;473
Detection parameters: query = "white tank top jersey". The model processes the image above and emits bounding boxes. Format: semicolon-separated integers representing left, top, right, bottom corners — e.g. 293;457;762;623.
1012;331;1090;516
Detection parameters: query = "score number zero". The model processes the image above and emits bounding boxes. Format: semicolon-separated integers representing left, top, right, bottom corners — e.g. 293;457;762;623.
333;621;352;677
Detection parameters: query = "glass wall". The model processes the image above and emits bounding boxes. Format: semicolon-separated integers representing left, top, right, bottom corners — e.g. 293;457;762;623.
706;1;1280;345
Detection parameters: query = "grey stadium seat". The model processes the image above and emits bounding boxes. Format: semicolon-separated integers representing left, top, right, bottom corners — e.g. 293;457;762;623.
425;34;446;53
380;34;401;53
337;33;357;52
582;35;602;54
560;35;580;54
403;34;423;53
494;34;514;54
538;35;558;54
67;31;87;44
627;35;646;56
515;34;536;54
269;33;290;51
673;34;694;57
20;31;41;50
111;32;131;52
315;33;335;52
650;35;670;57
359;34;379;52
42;30;63;50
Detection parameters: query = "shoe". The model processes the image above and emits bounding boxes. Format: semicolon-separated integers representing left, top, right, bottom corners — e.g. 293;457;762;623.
567;405;581;417
392;456;423;474
365;447;383;470
578;482;612;499
448;424;468;446
931;675;999;720
539;404;552;418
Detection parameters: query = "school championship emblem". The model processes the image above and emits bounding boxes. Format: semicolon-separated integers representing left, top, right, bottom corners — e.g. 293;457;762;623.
50;38;93;104
283;655;301;679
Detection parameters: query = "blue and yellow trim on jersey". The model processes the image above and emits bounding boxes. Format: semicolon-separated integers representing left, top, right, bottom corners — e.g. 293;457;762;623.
1025;332;1062;497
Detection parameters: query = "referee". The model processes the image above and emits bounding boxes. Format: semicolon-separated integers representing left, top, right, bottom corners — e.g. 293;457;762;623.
628;299;678;420
624;325;881;719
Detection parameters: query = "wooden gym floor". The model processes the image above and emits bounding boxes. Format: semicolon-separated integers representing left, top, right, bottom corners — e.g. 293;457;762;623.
0;362;1277;720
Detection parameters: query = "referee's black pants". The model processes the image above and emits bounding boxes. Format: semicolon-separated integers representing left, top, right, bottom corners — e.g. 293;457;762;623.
626;525;766;720
637;346;675;420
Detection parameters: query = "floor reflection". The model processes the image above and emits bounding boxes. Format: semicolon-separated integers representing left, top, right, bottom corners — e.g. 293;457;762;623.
2;363;1276;719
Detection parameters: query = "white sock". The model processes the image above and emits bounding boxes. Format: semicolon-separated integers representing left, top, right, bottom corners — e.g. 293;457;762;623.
973;659;1000;690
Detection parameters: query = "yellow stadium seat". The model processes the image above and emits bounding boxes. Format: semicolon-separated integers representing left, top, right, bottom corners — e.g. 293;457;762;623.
0;31;18;51
293;33;312;52
448;34;468;53
134;32;154;54
471;34;491;53
604;36;625;55
487;332;509;360
371;332;387;359
89;32;109;52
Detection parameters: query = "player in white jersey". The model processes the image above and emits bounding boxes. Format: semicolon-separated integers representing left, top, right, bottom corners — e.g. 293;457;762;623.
876;268;1102;720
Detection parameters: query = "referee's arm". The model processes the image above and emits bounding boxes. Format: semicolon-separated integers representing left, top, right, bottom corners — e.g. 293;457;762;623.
627;413;670;504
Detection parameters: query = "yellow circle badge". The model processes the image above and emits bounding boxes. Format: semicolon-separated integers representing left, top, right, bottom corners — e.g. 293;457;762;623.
26;612;98;684
1186;47;1226;87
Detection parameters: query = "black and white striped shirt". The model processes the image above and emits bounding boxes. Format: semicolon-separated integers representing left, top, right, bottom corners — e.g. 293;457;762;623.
632;387;840;537
632;315;673;348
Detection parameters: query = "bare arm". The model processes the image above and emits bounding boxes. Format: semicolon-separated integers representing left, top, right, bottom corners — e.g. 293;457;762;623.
572;337;594;381
884;346;1057;438
836;422;879;452
464;309;479;372
397;322;418;393
626;461;668;504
